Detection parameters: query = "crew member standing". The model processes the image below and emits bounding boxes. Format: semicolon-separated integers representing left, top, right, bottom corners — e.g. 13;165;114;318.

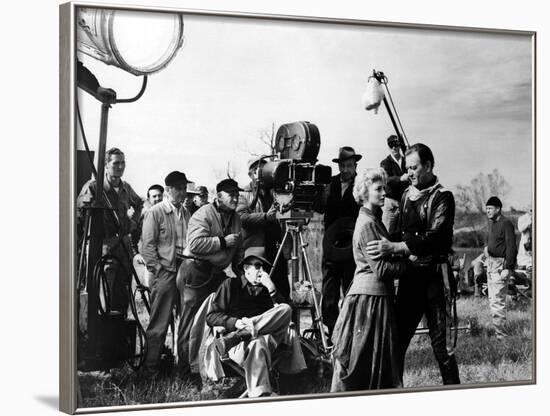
322;146;362;337
380;135;408;235
485;196;517;339
140;171;192;376
177;178;244;378
77;147;143;316
237;156;290;300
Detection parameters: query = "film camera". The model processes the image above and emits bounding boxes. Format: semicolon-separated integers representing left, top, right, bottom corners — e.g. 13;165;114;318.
258;121;331;218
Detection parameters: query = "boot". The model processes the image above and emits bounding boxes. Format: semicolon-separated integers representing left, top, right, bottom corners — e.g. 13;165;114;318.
214;328;252;359
439;354;461;385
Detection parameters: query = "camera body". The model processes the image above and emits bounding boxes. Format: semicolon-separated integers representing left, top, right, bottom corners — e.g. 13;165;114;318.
259;121;331;216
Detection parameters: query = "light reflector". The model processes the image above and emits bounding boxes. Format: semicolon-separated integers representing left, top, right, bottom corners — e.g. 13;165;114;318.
77;8;184;76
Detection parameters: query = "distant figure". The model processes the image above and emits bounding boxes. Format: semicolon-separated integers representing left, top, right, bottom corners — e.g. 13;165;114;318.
193;186;210;211
380;135;408;235
145;184;165;210
135;184;165;287
470;250;487;297
513;209;532;297
516;210;532;269
485;196;518;340
183;183;202;215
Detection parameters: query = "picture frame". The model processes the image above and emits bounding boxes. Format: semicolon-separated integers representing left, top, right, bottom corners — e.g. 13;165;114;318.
59;1;536;414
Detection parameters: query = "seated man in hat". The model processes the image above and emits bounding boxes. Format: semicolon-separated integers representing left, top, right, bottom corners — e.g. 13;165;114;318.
206;247;305;397
322;146;362;337
177;178;244;378
237;156;290;300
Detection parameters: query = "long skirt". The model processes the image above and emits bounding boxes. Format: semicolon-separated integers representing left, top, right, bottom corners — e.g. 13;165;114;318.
330;294;402;391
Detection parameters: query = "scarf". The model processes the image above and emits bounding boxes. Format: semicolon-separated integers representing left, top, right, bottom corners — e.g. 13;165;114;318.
407;177;441;202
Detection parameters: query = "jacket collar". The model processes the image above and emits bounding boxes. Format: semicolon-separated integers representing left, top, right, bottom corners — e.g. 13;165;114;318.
103;175;126;194
161;198;187;216
361;206;383;220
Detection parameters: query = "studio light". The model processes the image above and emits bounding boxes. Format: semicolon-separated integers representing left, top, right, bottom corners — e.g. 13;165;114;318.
77;7;184;76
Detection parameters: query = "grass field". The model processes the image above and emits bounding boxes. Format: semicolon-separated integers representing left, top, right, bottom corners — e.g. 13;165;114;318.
78;293;533;408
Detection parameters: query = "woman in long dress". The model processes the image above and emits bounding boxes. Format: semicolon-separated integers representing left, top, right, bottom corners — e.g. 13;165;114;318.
331;168;410;391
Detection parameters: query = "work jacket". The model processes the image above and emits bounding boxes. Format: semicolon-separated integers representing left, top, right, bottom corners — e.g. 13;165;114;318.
141;199;191;274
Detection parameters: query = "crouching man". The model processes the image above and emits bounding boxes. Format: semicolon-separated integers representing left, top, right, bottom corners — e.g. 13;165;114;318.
206;247;306;397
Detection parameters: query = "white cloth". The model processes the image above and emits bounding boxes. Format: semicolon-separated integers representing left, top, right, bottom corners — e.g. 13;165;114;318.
406;179;441;202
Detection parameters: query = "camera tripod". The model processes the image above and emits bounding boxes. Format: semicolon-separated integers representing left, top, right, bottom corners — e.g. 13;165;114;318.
268;217;331;354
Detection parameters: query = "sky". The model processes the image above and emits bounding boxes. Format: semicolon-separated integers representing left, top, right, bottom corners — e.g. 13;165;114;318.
76;11;533;209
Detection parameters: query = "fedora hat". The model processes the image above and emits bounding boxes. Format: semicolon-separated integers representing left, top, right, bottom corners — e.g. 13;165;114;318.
332;146;362;163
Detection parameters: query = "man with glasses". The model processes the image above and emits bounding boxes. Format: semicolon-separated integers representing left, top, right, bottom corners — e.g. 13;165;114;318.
380;135;409;235
206;246;305;397
177;178;244;381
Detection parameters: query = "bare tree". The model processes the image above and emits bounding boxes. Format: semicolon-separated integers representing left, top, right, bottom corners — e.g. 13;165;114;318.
455;169;512;213
455;184;474;213
212;161;239;181
258;122;277;155
235;122;278;160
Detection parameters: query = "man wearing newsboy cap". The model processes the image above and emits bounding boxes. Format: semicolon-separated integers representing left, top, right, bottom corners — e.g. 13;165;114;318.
322;146;362;337
176;177;245;381
141;171;193;376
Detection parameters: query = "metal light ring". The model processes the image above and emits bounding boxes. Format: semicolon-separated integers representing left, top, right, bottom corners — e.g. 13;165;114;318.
106;12;185;76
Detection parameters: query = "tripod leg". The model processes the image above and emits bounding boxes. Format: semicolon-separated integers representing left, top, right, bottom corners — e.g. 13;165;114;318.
298;232;329;351
268;229;291;283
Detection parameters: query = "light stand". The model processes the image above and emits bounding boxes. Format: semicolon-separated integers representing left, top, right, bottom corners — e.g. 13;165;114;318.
77;69;150;370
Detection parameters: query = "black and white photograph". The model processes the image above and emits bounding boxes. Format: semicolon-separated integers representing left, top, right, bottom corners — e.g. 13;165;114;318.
59;1;535;413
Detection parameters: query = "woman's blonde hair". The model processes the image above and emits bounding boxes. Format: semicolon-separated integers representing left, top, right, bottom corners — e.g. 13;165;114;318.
353;168;387;204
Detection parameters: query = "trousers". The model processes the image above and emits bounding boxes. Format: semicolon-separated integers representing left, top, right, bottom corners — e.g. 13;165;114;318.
395;264;460;384
486;256;508;338
321;259;355;335
227;303;294;397
143;267;178;373
176;259;226;374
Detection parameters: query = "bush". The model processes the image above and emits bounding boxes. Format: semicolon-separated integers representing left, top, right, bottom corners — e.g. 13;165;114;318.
454;230;484;248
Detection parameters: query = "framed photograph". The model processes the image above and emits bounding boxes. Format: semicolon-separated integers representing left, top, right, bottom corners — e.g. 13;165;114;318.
60;1;535;413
